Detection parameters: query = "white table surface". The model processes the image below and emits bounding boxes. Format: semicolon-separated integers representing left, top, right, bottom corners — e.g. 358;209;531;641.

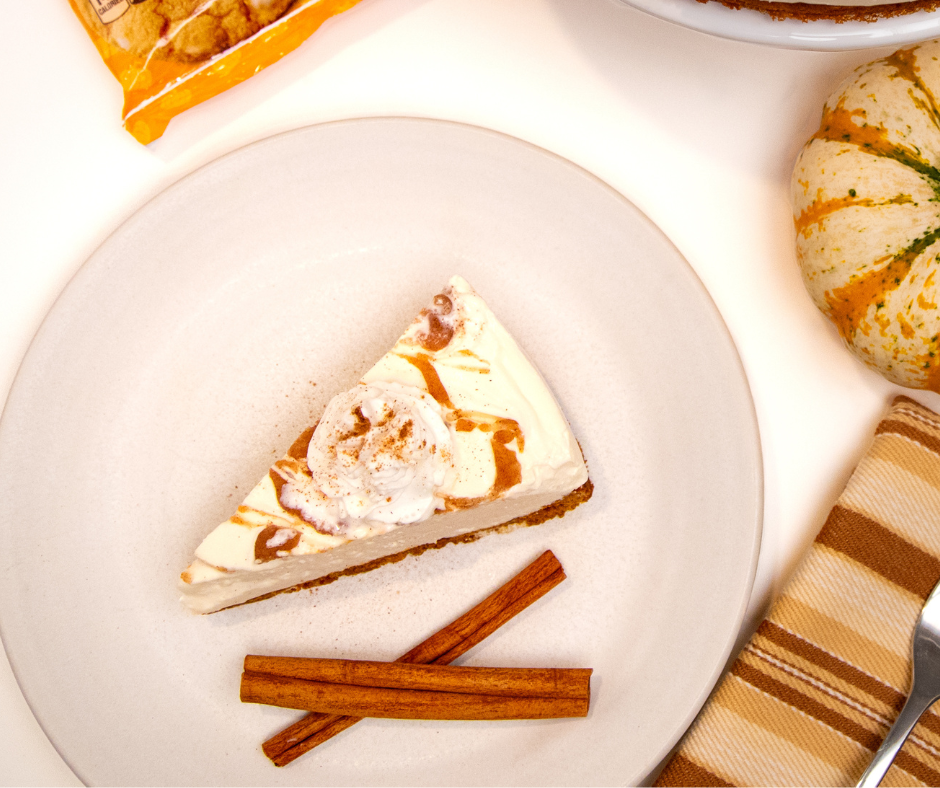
0;0;926;784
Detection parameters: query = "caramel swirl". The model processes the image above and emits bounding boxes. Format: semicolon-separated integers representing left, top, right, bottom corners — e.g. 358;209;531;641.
403;353;454;408
254;523;300;563
287;426;315;460
400;353;524;500
416;292;456;351
268;458;334;536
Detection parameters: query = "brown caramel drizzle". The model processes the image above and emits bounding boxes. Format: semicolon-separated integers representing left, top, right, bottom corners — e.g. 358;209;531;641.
287;426;315;460
442;416;524;508
473;416;526;453
403;353;454;408
416;292;455;351
268;457;314;520
421;313;452;351
490;429;523;494
268;458;340;536
265;426;317;521
433;293;453;314
400;351;524;501
254;523;301;563
229;508;255;527
269;464;287;499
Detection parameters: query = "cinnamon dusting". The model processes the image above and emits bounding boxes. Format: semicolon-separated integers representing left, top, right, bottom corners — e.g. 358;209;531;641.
336;406;371;442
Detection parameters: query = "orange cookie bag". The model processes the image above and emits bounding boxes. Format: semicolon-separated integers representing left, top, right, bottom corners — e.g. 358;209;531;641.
68;0;364;144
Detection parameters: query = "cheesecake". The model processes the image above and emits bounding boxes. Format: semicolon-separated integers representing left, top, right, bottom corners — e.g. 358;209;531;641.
699;0;940;21
179;276;592;613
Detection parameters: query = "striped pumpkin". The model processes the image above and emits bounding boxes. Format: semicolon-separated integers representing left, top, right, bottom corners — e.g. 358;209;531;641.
793;40;940;392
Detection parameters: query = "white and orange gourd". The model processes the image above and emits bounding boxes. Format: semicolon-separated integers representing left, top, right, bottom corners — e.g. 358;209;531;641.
793;40;940;392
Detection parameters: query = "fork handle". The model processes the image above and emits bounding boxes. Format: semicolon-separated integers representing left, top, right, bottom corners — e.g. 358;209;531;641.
857;687;937;787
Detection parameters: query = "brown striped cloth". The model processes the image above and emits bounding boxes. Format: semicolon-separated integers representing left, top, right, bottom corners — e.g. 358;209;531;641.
655;395;940;787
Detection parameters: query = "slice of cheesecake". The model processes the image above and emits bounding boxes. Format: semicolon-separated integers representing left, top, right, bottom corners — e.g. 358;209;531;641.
699;0;937;22
179;276;592;613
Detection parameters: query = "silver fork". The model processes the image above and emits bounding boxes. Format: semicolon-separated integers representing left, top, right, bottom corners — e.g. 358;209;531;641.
858;577;940;787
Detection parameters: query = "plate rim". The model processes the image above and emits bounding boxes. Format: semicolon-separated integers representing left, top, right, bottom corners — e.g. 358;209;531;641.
621;0;940;51
0;116;764;785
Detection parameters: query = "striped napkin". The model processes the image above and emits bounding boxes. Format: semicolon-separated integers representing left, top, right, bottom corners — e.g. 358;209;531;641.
655;395;940;787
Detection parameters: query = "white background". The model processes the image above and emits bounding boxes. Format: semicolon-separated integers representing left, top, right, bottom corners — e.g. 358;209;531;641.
0;0;925;783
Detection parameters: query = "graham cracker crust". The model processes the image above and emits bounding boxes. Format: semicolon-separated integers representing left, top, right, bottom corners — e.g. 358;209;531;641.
215;478;594;612
696;0;940;21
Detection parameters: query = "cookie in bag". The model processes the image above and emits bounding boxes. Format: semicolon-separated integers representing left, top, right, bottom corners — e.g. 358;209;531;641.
69;0;364;143
81;0;296;62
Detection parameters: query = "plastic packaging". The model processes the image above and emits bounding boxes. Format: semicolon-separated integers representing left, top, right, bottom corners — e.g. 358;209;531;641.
68;0;364;144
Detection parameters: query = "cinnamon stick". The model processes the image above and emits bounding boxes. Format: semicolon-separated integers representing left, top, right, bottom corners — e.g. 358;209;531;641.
244;657;592;699
261;550;565;766
241;671;589;720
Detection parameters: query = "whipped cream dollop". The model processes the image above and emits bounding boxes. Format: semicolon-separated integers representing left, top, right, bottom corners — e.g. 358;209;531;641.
280;381;455;535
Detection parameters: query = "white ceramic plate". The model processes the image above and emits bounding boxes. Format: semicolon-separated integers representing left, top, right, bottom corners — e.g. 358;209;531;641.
0;118;761;786
623;0;940;50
